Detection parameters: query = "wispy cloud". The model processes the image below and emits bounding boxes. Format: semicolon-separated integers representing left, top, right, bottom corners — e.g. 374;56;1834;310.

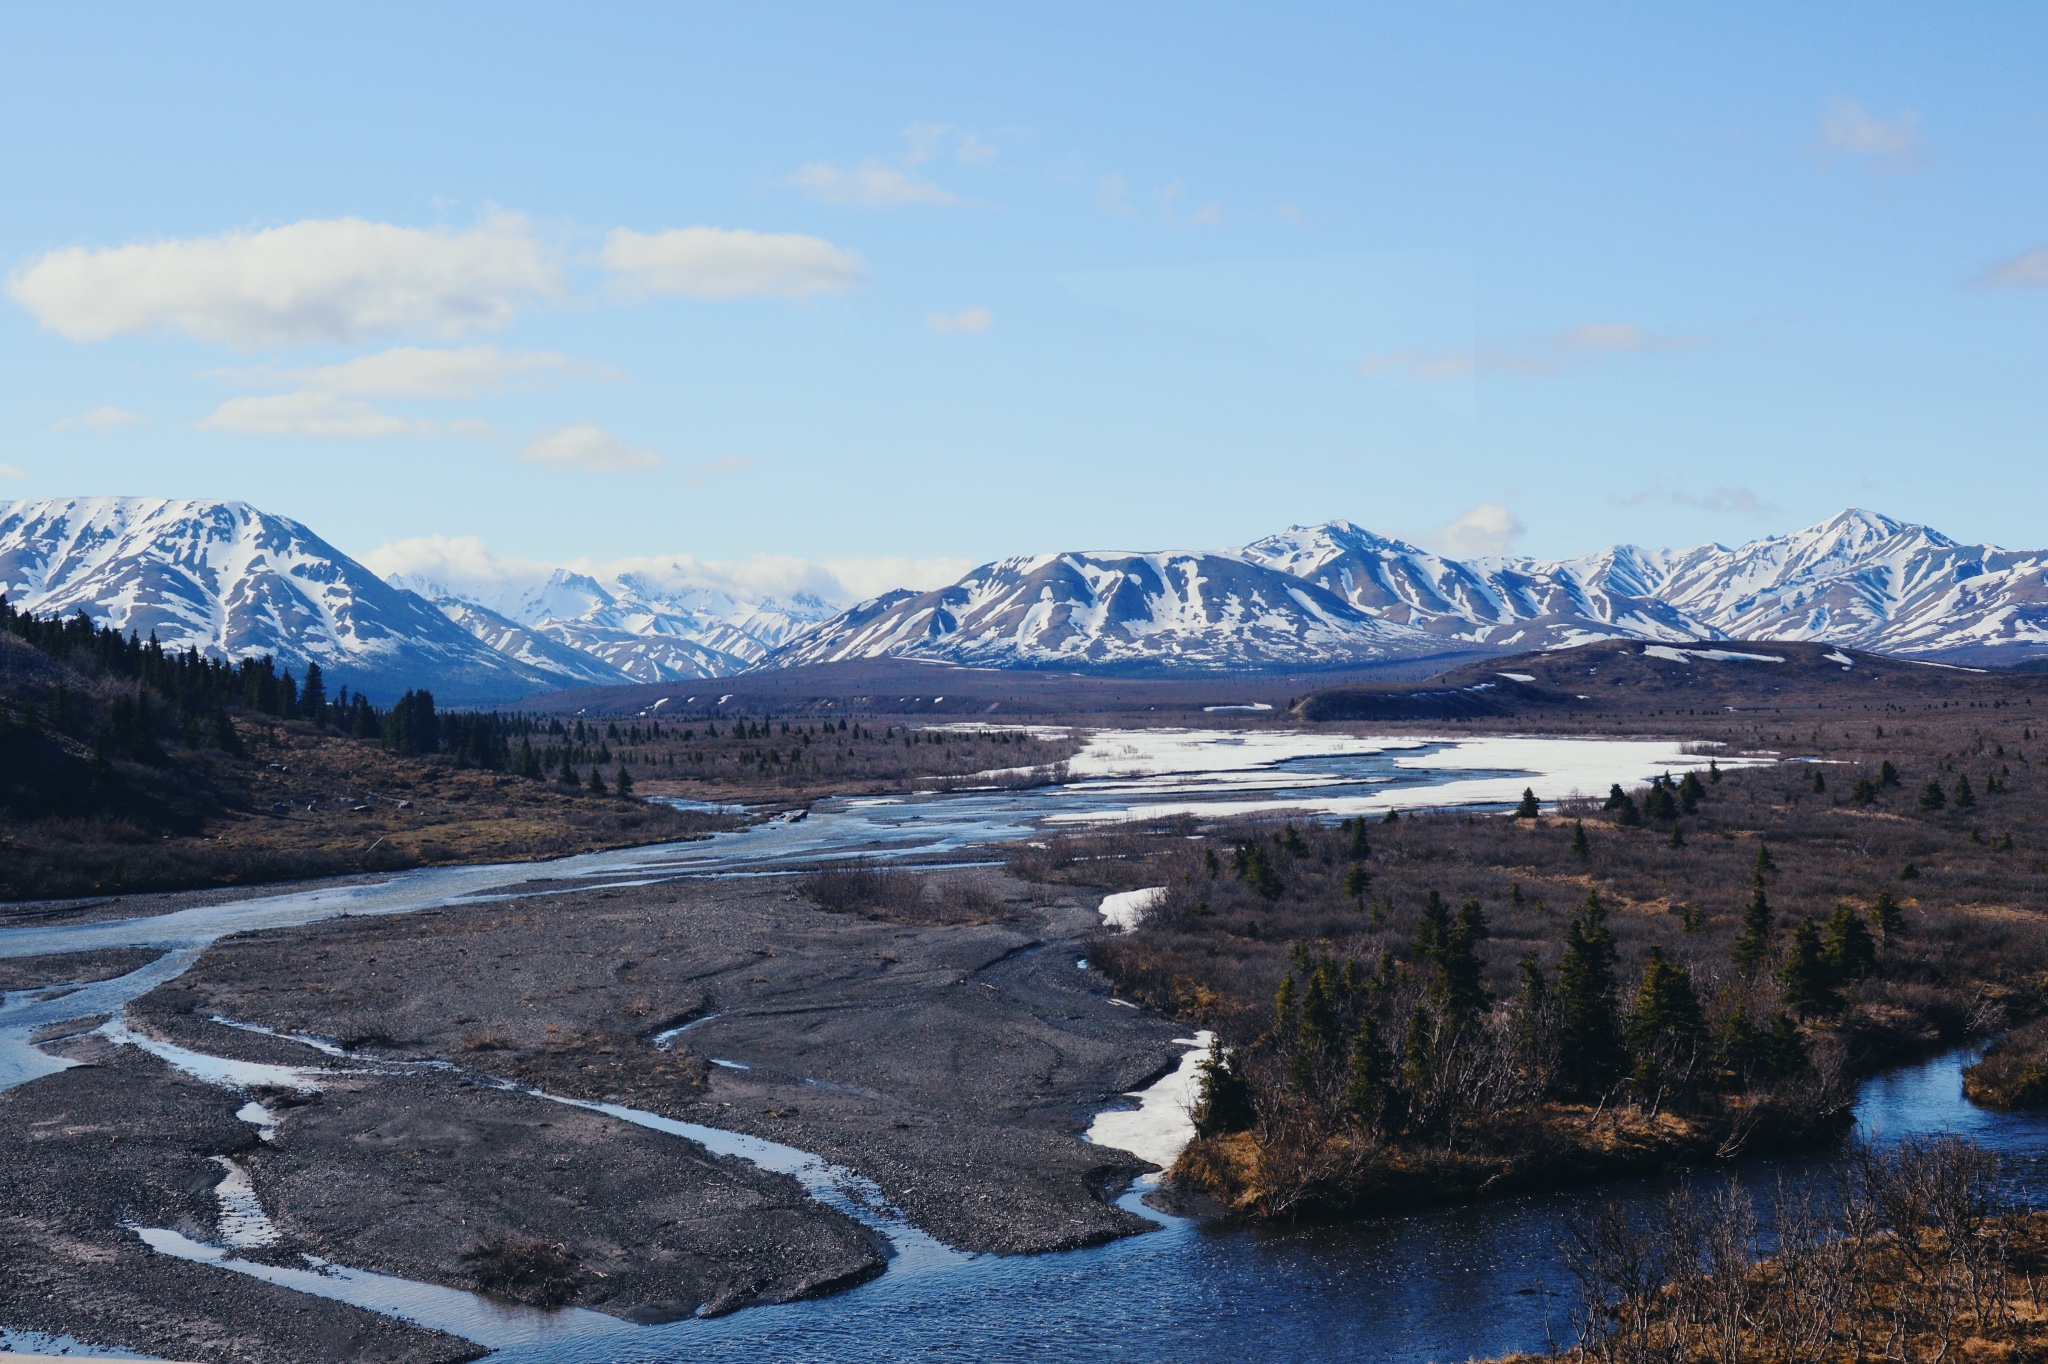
196;391;492;438
518;423;662;473
1423;503;1526;558
902;122;997;165
1358;321;1705;382
7;211;563;349
1981;244;2048;289
1611;483;1776;516
0;462;27;480
601;227;865;298
1819;99;1924;171
788;161;958;208
210;345;615;400
926;305;993;334
685;455;756;488
49;405;145;433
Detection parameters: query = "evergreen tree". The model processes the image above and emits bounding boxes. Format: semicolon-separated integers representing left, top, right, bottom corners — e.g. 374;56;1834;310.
615;766;634;799
1754;843;1776;876
1953;774;1976;808
1342;1012;1390;1128
1515;787;1540;819
1880;759;1900;786
1668;823;1684;849
1708;759;1722;784
1273;973;1298;1036
1348;820;1372;860
1413;890;1452;962
1778;919;1837;1017
1424;899;1490;1021
1555;893;1622;1097
209;706;244;757
1235;842;1284;900
586;766;607;794
1625;946;1703;1096
1870;889;1903;944
1678;770;1706;812
1512;950;1552;1079
299;660;327;723
1191;1038;1254;1136
1811;769;1826;794
1292;967;1340;1091
1571;820;1590;860
1919;779;1947;812
1731;879;1774;973
1604;783;1630;810
1823;902;1876;979
1343;862;1370;905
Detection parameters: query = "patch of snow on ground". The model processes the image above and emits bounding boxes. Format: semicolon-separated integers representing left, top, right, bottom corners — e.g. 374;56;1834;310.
1085;1032;1215;1169
1643;646;1786;665
1099;887;1166;931
1497;672;1538;683
1202;703;1273;712
1825;651;1854;667
1053;734;1772;826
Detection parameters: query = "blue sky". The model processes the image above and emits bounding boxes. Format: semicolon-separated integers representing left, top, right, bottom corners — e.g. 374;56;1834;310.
2;3;2045;598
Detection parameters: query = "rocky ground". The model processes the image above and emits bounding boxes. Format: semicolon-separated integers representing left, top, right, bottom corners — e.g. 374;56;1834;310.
0;869;1182;1359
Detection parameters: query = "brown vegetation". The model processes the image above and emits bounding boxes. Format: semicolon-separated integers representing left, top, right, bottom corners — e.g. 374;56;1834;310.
1963;1021;2048;1110
1545;1137;2048;1364
1010;666;2048;1219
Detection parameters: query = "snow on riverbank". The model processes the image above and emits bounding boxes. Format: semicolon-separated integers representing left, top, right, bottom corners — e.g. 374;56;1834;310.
1051;733;1770;825
1086;1033;1216;1170
1099;888;1166;931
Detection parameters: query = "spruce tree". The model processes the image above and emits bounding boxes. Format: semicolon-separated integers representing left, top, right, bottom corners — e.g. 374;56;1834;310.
586;766;606;794
1554;893;1622;1097
615;766;634;799
1731;879;1774;973
1870;889;1903;944
1919;780;1947;812
1625;946;1703;1096
1754;843;1776;876
300;660;327;722
1192;1038;1255;1136
1571;820;1590;860
1348;819;1372;861
1953;774;1976;808
1344;862;1370;905
1823;902;1876;978
1342;1013;1390;1128
1668;823;1684;849
1516;787;1540;819
1778;920;1837;1017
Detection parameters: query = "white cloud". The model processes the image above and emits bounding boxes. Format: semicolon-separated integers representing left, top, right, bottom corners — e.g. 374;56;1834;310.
1358;322;1702;383
601;227;865;299
0;462;27;480
902;123;998;165
212;345;612;400
1983;244;2048;289
1276;202;1307;225
1424;503;1526;558
685;455;756;488
926;305;993;334
49;405;145;433
519;423;663;473
196;391;492;438
1096;174;1136;217
1820;99;1923;170
787;160;959;208
361;534;972;608
7;211;563;348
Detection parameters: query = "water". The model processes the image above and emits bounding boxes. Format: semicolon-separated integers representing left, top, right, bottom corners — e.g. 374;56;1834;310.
3;731;1953;1362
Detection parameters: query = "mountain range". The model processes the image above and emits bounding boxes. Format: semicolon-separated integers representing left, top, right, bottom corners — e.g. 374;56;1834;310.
3;498;2044;703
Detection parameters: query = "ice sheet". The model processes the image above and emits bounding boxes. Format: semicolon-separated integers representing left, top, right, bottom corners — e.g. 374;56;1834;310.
1085;1033;1215;1170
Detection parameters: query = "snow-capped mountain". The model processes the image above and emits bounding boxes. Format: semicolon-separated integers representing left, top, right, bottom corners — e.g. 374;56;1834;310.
0;498;598;704
769;510;2048;672
766;550;1435;671
389;566;837;683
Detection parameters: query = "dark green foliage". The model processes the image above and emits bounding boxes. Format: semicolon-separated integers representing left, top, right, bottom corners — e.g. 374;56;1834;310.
1870;889;1903;943
1413;893;1490;1020
1953;774;1976;808
586;766;606;795
1851;776;1878;804
382;690;438;757
1516;787;1540;819
1754;843;1776;876
1343;862;1369;901
1347;817;1371;860
1678;769;1705;812
1626;947;1703;1098
1572;820;1590;860
1919;780;1947;812
1668;823;1684;849
1342;1012;1390;1127
1900;862;1920;880
1778;919;1838;1017
1555;892;1623;1097
614;766;634;799
1192;1039;1255;1136
1731;879;1774;973
1234;841;1285;900
1880;759;1901;786
1824;901;1877;979
1642;776;1679;821
1811;769;1826;794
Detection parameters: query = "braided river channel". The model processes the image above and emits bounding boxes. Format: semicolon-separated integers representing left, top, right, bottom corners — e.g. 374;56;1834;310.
3;729;2038;1362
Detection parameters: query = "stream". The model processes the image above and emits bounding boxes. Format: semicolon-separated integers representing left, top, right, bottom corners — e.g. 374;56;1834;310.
6;729;1949;1362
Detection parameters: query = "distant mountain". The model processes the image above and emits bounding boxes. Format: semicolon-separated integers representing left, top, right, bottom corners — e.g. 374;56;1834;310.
10;499;2044;703
766;550;1438;671
389;566;837;683
0;498;606;704
769;510;2048;672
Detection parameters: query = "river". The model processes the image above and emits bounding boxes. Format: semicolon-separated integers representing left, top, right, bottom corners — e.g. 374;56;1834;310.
10;728;1989;1364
